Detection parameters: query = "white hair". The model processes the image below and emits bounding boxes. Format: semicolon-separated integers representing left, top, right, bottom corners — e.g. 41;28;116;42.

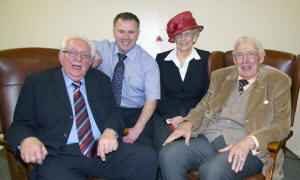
232;36;265;56
60;35;95;58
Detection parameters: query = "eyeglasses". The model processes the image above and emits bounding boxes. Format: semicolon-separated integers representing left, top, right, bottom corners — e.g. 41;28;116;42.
234;51;259;60
175;31;193;39
63;49;90;59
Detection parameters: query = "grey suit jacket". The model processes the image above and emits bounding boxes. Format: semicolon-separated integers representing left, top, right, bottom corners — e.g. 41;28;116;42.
184;64;291;176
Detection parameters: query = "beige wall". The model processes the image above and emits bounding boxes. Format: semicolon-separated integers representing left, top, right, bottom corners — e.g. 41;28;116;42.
1;0;300;155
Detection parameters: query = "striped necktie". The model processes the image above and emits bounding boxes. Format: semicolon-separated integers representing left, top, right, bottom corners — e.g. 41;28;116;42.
238;79;249;95
73;81;96;158
112;53;127;106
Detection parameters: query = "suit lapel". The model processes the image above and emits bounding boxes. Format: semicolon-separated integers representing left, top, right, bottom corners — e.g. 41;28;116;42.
85;70;104;129
163;60;183;83
245;69;267;118
210;76;236;114
184;59;200;82
49;68;73;115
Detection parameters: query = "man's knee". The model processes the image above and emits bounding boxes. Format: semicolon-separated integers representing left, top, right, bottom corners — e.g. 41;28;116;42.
141;146;158;167
198;156;232;180
131;144;158;169
130;144;158;179
159;142;181;168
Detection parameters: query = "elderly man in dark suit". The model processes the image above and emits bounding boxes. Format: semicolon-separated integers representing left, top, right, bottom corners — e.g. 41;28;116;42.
6;36;158;180
159;36;291;180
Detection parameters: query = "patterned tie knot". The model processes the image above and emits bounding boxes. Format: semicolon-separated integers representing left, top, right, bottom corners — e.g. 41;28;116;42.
238;79;249;94
118;53;127;62
72;81;81;89
239;79;249;87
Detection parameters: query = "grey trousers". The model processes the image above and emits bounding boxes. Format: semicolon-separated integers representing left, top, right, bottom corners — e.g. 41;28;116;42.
159;135;263;180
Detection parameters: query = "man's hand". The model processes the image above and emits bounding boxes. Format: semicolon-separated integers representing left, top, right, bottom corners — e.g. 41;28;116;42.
163;121;193;146
91;51;102;68
20;137;48;165
122;99;157;144
122;126;142;144
170;116;183;127
97;129;118;161
219;137;256;173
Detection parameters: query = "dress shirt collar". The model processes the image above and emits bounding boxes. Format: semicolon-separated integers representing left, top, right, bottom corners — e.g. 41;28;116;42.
238;75;256;84
113;42;138;62
238;74;256;91
61;68;85;88
163;48;201;62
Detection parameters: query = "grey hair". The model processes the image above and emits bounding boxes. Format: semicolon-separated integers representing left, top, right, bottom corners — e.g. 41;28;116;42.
191;28;201;44
60;36;96;58
232;36;265;56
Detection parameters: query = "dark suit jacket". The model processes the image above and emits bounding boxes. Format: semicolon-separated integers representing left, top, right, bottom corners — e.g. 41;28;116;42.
155;48;210;119
6;67;123;156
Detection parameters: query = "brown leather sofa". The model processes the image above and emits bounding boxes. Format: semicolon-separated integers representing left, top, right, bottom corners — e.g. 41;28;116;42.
0;48;299;180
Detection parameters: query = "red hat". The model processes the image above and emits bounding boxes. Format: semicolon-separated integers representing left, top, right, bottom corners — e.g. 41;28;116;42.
166;11;203;43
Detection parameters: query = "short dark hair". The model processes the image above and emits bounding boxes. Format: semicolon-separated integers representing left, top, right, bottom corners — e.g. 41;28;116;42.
113;12;140;28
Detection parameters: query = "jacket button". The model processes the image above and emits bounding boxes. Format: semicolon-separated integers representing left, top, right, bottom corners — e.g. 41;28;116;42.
69;115;73;119
64;133;68;138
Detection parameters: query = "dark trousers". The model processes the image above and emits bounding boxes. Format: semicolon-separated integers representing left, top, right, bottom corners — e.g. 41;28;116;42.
152;114;173;152
120;107;154;147
159;135;263;180
34;143;158;180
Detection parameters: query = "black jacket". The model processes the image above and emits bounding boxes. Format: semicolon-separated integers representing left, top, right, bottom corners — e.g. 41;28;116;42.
155;48;210;119
6;67;123;156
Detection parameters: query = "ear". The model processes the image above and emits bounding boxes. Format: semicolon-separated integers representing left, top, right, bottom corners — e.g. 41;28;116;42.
137;29;140;37
259;54;265;64
233;57;237;65
88;57;94;67
113;27;117;39
58;51;64;65
192;33;199;44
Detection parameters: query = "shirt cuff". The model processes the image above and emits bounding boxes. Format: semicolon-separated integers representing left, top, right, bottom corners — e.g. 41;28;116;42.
249;135;260;155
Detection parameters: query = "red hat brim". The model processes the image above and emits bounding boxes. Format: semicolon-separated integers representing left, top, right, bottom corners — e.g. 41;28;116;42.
168;25;203;43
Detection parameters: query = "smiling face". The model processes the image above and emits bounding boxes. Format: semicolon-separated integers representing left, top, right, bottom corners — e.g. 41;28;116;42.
59;38;92;81
113;19;140;54
233;40;264;80
174;29;197;53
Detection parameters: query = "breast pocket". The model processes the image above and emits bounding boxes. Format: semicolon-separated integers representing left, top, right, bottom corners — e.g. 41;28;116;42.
253;103;273;128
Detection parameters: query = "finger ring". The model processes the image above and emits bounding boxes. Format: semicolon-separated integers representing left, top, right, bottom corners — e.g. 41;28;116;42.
239;156;244;161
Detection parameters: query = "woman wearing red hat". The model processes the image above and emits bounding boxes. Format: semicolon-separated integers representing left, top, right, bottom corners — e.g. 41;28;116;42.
153;11;210;151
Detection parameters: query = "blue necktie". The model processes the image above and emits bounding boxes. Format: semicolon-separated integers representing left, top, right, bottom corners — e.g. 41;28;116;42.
112;53;127;106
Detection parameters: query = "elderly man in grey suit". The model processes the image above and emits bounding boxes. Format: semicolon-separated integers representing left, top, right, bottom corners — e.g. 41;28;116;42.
159;36;290;180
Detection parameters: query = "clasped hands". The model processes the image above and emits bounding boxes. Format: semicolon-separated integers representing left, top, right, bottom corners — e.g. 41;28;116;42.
163;122;255;173
19;129;118;165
